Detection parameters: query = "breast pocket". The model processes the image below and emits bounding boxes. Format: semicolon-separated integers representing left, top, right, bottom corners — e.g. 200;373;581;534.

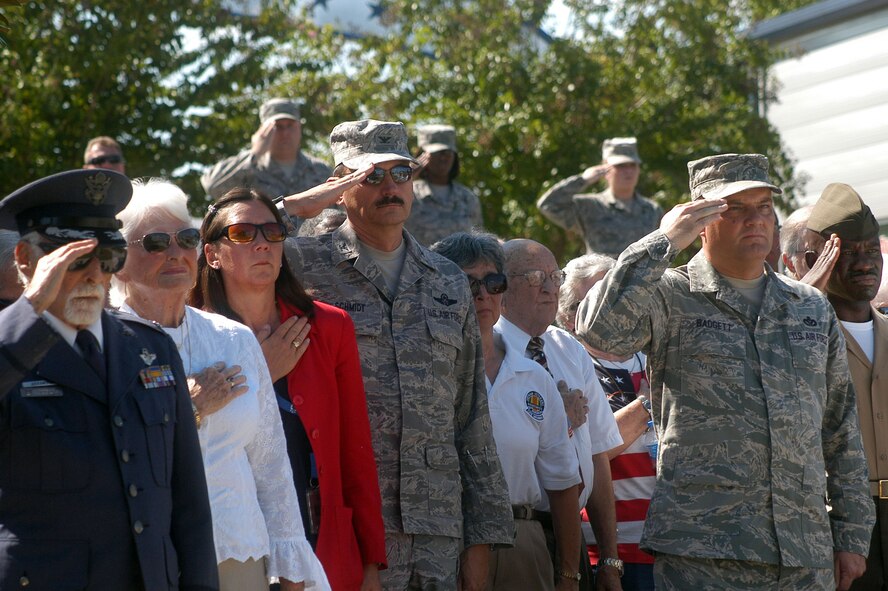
425;310;464;408
134;389;176;487
6;392;90;492
679;323;747;409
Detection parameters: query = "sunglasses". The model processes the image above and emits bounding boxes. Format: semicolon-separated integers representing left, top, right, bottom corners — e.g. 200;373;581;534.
364;165;414;185
86;154;124;166
38;242;128;274
468;272;508;297
130;228;201;253
510;269;566;288
217;222;287;244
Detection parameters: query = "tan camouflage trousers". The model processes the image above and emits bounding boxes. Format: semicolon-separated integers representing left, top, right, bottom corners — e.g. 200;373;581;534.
379;532;459;590
653;553;833;590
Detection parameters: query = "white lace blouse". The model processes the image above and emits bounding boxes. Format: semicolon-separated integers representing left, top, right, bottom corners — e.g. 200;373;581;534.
120;304;330;589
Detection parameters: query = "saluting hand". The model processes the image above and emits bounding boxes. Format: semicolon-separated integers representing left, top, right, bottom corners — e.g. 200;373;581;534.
659;198;728;251
250;119;276;157
582;163;611;184
280;163;374;220
187;362;248;416
22;238;98;315
256;315;311;382
800;233;840;293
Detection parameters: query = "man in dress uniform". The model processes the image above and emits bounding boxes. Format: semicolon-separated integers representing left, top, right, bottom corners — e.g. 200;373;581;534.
803;183;888;591
576;154;874;590
0;170;218;590
537;137;662;257
278;119;513;590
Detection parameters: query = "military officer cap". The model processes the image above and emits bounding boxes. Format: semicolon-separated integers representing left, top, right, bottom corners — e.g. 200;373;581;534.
0;169;132;247
687;153;782;201
602;137;642;166
260;98;301;125
807;182;879;240
330;119;418;170
417;124;457;154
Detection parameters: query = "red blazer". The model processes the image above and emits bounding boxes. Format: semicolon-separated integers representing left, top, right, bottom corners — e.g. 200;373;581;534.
279;298;386;590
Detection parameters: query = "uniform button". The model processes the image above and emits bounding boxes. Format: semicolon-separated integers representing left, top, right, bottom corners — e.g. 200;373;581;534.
129;484;138;497
114;416;124;427
133;521;144;534
292;395;304;406
311;429;320;440
121;450;130;463
878;413;884;420
19;576;29;587
881;453;888;461
163;412;170;423
43;417;54;427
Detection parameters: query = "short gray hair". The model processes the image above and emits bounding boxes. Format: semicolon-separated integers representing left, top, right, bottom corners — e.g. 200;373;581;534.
429;231;505;274
779;205;814;257
556;253;615;328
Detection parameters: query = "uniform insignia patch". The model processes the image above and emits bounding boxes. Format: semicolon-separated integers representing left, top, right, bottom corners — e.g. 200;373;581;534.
524;390;545;421
21;380;63;398
139;365;176;389
433;293;457;306
139;348;156;365
85;172;112;205
803;316;817;327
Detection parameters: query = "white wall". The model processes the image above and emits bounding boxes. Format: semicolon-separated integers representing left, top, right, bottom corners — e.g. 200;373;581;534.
767;11;888;221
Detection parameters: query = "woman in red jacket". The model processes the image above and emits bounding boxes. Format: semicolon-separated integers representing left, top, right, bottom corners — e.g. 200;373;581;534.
191;188;386;591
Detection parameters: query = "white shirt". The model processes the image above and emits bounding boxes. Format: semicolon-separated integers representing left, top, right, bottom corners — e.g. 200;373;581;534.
486;331;581;507
842;319;875;363
496;317;622;509
120;305;329;589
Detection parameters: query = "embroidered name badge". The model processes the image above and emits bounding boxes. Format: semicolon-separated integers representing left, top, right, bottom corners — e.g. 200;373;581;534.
524;390;545;421
21;380;63;398
139;365;176;389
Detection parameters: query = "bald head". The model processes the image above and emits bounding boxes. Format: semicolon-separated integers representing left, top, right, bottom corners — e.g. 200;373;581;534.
502;239;562;336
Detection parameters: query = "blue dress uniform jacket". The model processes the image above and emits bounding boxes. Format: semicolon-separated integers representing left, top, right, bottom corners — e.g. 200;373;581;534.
0;297;218;591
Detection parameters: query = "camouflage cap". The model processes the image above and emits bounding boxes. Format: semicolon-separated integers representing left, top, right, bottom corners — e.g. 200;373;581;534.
260;98;301;125
807;182;879;240
0;169;131;246
418;124;457;154
602;137;642;165
687;153;782;201
330;119;418;169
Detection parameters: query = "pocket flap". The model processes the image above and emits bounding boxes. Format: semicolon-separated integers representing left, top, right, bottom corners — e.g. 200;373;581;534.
425;444;459;470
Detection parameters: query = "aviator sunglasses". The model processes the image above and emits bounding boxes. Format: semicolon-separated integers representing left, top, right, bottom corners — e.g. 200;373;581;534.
86;154;125;166
38;241;128;273
130;228;201;253
468;273;508;297
216;222;288;244
364;165;414;185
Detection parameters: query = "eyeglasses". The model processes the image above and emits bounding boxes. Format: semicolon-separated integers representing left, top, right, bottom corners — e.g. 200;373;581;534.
86;154;124;166
217;222;287;244
364;165;414;185
467;273;508;297
130;228;201;253
38;242;128;274
509;269;566;288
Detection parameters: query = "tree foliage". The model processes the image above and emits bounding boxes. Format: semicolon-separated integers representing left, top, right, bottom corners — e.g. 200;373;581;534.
4;0;819;262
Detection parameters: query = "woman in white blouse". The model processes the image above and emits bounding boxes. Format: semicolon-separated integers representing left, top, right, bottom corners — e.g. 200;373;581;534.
111;178;329;591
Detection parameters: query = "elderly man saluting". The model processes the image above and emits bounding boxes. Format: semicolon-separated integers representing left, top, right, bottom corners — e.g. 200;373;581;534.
0;170;218;590
576;154;875;590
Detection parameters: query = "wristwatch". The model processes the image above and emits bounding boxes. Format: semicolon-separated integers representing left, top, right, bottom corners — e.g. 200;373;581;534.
637;394;652;414
556;569;581;582
191;401;202;430
599;557;624;577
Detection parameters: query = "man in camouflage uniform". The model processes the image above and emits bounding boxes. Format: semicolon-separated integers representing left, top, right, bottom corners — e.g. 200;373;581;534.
278;119;513;590
405;124;483;246
575;153;875;590
201;98;331;229
802;184;888;591
537;137;662;257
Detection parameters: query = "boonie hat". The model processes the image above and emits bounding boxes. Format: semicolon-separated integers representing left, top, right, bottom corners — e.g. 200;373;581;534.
687;153;782;201
330;119;418;170
0;169;132;247
418;124;457;154
807;182;879;241
602;137;642;166
260;98;301;125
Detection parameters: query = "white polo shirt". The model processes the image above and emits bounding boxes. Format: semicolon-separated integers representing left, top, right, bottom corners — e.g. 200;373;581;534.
496;317;623;509
486;332;581;508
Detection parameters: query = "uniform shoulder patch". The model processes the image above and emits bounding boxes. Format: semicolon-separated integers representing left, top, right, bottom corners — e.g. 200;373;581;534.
524;390;545;421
